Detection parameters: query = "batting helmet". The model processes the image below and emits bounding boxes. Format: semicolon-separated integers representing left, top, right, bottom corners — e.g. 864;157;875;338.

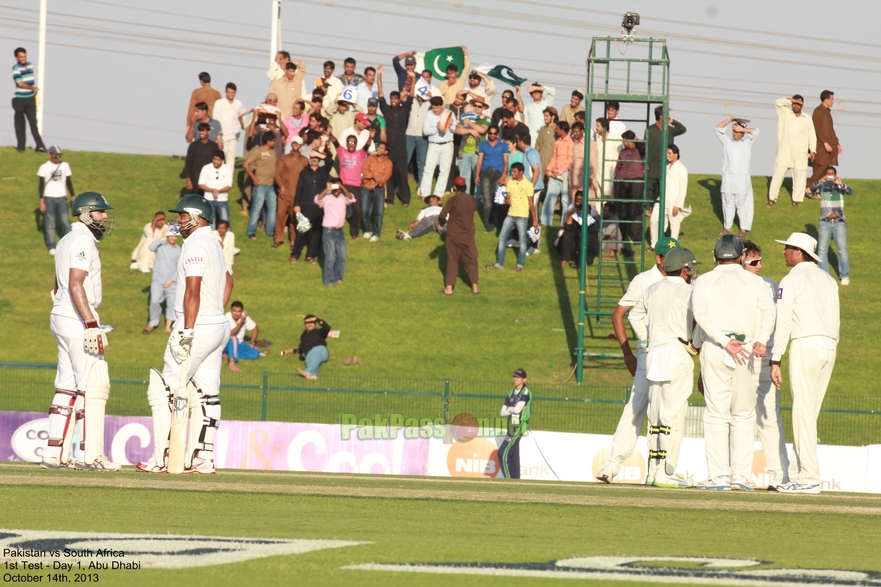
713;234;744;260
169;193;214;226
72;192;114;215
662;247;698;274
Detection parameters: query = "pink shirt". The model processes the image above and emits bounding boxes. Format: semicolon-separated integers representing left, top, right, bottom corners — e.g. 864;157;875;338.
284;114;310;146
547;134;574;176
338;148;369;186
315;191;356;229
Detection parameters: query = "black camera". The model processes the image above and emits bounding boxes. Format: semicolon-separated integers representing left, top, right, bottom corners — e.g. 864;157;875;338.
622;12;640;32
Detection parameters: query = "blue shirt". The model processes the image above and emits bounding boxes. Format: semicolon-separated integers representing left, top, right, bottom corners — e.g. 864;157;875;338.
522;146;544;190
192;118;223;143
12;61;36;98
148;238;182;285
478;139;509;173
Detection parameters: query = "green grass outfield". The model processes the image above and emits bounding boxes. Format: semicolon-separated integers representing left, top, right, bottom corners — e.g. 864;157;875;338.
2;462;881;587
1;146;878;395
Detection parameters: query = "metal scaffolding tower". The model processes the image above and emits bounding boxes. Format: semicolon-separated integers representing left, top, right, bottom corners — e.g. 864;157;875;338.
575;37;671;383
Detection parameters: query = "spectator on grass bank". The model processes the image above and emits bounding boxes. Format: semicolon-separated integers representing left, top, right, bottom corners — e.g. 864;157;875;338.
267;50;291;82
614;130;646;242
249;113;287;159
283;100;310;149
499;368;531;479
186;71;221;124
523;83;556;144
143;231;180;335
274;136;310;250
213;219;236;274
186;101;223;148
396;195;443;241
270;61;308;122
486;162;538;273
185;124;218;194
644;106;686;204
810;166;853;285
281;315;331;380
438;177;479;296
475;125;509;233
336;134;370;240
716;116;760;238
316;183;356;286
290;153;328;265
338;57;365;87
541;120;574;227
213;82;248;168
535;107;557;186
37;145;74;255
361;142;394;242
405;84;431;191
224;301;265;372
649;145;689;250
198;149;234;226
377;65;415;206
12;47;46;153
559;89;584;126
130;212;167;273
244;133;280;241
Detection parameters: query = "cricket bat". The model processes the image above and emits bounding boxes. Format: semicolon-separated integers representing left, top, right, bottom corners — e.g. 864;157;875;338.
167;356;189;474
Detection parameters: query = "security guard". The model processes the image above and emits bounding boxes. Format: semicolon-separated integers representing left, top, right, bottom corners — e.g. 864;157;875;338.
499;368;531;479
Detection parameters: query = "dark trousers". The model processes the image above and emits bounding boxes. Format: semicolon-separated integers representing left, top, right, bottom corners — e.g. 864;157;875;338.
479;168;502;231
445;237;479;288
12;96;45;151
499;433;522;479
290;224;322;261
387;147;411;205
556;222;599;264
615;181;645;241
344;184;362;239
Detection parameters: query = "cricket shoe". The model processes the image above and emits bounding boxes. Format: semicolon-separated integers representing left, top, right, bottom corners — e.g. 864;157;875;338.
730;474;755;491
74;455;121;472
184;456;216;475
596;469;612;484
695;475;731;490
135;459;167;474
775;482;820;494
40;456;74;470
652;473;692;488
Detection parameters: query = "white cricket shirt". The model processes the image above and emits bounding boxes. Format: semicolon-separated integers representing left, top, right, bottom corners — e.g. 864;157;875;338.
51;222;101;321
174;225;228;325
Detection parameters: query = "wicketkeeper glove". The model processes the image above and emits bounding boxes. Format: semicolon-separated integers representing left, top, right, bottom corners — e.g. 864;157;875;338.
169;328;195;364
83;320;107;355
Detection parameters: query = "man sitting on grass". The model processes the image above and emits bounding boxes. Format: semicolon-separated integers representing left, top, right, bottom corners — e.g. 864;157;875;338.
223;301;265;372
396;195;444;241
281;315;331;380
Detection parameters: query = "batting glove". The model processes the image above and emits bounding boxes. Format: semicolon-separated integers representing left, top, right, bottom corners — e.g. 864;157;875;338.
83;320;107;355
169;328;195;363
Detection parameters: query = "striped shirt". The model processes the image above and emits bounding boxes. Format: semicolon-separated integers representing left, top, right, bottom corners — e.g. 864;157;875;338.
811;179;853;222
12;61;36;98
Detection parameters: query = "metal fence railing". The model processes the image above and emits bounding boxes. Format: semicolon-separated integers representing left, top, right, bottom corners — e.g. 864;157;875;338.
1;363;878;446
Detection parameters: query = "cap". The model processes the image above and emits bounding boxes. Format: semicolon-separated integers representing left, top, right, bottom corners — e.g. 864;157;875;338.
775;232;821;262
544;106;558;118
654;237;680;257
573;88;584;99
713;234;744;260
468;71;480;79
354;112;370;125
367;97;379;107
48;145;62;155
290;136;303;145
453;176;467;187
662;247;698;273
404;55;416;65
512;368;527;378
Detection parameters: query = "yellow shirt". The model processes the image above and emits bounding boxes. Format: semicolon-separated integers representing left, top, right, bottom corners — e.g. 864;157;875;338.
506;178;534;218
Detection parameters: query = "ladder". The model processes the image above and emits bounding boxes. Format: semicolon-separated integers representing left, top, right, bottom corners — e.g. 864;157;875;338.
575;37;671;383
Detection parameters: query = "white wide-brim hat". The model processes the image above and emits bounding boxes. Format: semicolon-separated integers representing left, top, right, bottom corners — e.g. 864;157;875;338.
775;232;820;262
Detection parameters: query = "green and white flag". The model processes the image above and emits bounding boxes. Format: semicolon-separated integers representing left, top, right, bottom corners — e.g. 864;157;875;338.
415;46;465;79
475;63;529;87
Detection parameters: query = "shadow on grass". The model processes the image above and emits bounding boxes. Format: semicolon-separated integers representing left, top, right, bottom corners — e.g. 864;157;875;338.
765;175;794;202
546;229;578;368
429;242;475;288
698;177;725;226
33;207;43;234
803;222;841;276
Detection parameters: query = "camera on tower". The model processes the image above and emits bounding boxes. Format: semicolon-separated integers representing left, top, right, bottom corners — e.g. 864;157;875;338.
622;12;640;37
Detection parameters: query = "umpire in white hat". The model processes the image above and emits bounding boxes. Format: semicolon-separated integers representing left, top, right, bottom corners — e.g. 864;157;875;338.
691;234;776;491
770;232;839;494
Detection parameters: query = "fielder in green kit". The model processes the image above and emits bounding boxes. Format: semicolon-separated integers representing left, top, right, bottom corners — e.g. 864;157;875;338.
499;368;531;479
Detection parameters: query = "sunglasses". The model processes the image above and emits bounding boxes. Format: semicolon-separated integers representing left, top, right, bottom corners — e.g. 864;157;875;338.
744;258;762;267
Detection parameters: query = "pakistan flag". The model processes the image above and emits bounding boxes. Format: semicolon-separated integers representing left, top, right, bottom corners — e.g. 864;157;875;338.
415;46;466;79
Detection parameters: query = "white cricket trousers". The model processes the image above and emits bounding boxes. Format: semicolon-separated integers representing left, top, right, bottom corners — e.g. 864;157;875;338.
51;313;101;391
768;163;807;204
751;355;789;485
788;336;836;485
700;342;757;480
646;348;693;478
162;321;230;397
420;142;454;198
649;202;682;248
721;191;754;232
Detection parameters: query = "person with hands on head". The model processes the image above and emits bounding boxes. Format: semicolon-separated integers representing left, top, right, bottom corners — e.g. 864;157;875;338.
281;315;331;380
499;368;531;479
716;116;759;238
437;46;470;105
768;95;816;207
768;233;839;494
597;237;680;484
42;192;118;472
315;182;356;286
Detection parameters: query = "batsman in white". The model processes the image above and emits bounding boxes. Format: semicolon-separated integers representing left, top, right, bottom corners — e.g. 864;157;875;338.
41;192;120;471
137;194;233;474
741;240;790;488
628;247;699;488
770;233;839;494
597;237;685;484
691;234;775;491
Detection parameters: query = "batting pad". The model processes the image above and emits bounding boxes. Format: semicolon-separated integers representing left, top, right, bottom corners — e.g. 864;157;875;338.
185;382;220;467
83;360;110;464
147;368;172;466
